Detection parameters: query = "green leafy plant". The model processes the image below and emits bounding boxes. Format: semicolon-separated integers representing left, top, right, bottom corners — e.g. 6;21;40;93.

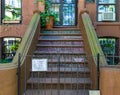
40;0;58;27
10;43;19;52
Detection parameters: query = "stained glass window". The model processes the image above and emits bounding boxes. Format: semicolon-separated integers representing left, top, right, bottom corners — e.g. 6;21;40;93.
63;4;75;25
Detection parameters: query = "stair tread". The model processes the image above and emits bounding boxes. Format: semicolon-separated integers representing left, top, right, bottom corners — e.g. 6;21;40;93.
40;36;82;40
41;30;80;33
27;78;91;84
31;67;90;72
36;44;84;47
40;34;82;36
24;89;89;95
39;38;83;41
34;51;85;54
46;58;87;63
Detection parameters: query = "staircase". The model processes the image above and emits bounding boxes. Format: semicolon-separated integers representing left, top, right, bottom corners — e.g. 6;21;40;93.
24;29;91;95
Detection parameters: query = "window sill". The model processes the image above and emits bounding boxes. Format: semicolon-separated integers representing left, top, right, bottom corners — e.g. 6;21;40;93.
2;20;21;24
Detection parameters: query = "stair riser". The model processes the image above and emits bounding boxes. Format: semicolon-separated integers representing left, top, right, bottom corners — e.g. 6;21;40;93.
41;30;81;34
30;72;90;78
27;84;91;89
24;90;89;95
38;42;84;46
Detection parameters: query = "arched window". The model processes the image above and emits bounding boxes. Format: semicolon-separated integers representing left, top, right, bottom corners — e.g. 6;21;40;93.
1;0;22;24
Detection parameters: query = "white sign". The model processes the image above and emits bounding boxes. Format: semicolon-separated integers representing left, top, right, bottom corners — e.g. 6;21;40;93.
89;90;100;95
32;59;48;71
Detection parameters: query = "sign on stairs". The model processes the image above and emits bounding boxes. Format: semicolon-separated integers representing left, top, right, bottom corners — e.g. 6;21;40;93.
32;59;48;71
89;90;100;95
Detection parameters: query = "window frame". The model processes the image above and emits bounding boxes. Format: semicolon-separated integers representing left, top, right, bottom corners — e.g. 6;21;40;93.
2;37;21;59
97;0;117;22
86;0;95;3
99;37;119;65
1;0;22;24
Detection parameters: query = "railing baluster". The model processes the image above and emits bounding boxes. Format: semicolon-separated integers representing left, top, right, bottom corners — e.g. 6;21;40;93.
17;53;21;95
97;53;100;90
64;55;66;95
50;55;53;95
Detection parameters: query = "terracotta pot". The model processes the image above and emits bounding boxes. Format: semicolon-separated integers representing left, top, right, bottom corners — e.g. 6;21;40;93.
46;16;54;29
38;2;45;12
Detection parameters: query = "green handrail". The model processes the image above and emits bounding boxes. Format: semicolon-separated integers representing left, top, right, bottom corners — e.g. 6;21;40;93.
0;12;40;69
81;12;107;65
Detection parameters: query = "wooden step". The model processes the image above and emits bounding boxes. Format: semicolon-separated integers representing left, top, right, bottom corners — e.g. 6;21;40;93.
41;30;81;34
40;33;82;36
34;51;86;55
24;89;89;95
34;50;85;54
37;42;84;46
36;45;84;48
30;72;90;78
30;67;89;73
27;78;91;89
38;38;83;42
40;36;82;40
27;78;91;84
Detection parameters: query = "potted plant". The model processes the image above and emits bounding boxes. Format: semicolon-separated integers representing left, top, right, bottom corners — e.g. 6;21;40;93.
40;0;58;29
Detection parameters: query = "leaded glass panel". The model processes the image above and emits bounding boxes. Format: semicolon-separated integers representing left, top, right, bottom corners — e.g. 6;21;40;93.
63;4;75;25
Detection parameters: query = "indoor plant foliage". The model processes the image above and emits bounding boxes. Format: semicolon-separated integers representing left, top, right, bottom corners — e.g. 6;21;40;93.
40;0;58;28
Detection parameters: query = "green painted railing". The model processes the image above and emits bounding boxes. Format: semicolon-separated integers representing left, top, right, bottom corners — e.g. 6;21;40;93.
0;12;40;69
81;11;107;66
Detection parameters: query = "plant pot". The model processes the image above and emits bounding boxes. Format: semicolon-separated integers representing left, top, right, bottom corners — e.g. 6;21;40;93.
46;16;54;29
38;2;45;12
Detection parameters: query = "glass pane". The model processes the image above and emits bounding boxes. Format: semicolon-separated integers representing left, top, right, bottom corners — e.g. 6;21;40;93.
63;0;75;3
3;37;21;59
51;0;60;3
51;4;60;25
99;38;116;54
4;0;21;21
99;0;115;4
98;5;115;13
86;0;94;3
63;4;75;25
